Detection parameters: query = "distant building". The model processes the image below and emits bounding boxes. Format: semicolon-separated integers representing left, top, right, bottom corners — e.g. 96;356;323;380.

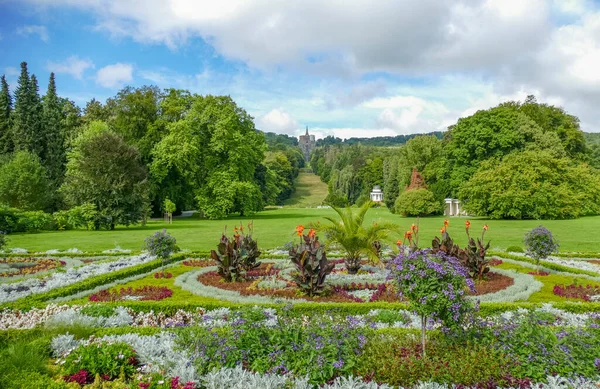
298;127;316;162
370;185;383;202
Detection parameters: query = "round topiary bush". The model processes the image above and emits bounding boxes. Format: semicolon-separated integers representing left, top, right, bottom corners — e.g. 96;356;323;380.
394;188;441;216
524;226;559;268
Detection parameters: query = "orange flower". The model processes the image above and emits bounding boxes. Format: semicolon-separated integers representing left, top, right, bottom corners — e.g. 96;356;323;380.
404;231;413;240
483;224;489;231
440;227;446;234
296;225;305;236
308;228;316;238
411;223;418;233
239;224;244;232
444;219;449;228
396;239;402;246
465;220;471;229
233;226;239;233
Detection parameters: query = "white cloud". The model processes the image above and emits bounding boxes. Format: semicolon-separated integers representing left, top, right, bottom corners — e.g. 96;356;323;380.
16;25;49;42
96;63;133;88
257;109;299;135
47;56;94;79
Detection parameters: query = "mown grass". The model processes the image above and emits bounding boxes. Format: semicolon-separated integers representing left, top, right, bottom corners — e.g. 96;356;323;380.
282;171;329;208
6;208;600;253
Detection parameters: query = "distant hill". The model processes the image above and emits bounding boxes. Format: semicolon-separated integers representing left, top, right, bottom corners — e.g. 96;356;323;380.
316;131;445;147
584;132;600;146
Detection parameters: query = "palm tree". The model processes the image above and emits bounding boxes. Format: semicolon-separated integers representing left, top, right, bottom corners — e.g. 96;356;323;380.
319;201;398;274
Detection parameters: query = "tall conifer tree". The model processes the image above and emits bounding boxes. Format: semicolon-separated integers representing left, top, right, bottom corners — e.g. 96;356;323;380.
11;62;32;153
28;74;45;159
43;72;65;189
0;75;12;153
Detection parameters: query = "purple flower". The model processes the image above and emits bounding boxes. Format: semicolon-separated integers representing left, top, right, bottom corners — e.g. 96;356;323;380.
333;359;344;369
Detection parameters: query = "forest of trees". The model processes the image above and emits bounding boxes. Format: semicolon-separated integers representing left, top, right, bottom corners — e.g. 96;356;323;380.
311;96;600;219
0;62;304;228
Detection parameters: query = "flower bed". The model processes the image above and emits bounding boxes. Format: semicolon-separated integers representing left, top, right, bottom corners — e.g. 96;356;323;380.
182;259;215;267
154;271;173;279
0;257;63;277
528;271;550;276
553;283;600;302
89;286;173;302
0;254;156;303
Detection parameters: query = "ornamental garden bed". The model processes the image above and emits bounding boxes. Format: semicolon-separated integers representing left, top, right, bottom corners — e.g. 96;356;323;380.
0;257;64;277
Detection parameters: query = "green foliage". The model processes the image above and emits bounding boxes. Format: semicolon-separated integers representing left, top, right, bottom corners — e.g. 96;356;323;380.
356;336;511;387
42;73;66;194
460;150;600;219
151;95;266;219
0;207;53;233
0;151;51;210
289;230;334;296
394;188;440;216
0;75;12;154
61;122;150;229
62;341;137;380
0;231;7;250
506;245;524;253
162;198;176;214
0;342;51;389
210;234;245;282
319;201;397;273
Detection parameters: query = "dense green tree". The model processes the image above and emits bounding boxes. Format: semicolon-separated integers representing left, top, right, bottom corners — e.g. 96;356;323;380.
151;95;266;219
394;188;441;216
459;151;600;219
107;85;162;163
42;73;66;191
445;105;563;195
383;156;400;210
82;98;109;124
27;74;45;159
60;98;82;148
0;151;50;210
0;75;12;153
11;62;32;154
265;152;294;203
61;121;149;229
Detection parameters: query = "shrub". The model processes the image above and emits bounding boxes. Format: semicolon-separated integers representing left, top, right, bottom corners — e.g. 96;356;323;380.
210;234;245;282
61;341;137;381
390;249;475;357
394;188;440;216
524;226;559;268
67;203;98;230
289;227;334;296
319;201;397;273
144;229;177;272
506;245;524;253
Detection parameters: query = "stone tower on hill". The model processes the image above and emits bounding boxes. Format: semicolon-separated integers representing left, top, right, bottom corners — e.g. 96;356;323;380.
298;126;316;162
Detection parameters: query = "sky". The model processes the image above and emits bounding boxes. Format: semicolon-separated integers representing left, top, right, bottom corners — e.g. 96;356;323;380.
1;0;600;139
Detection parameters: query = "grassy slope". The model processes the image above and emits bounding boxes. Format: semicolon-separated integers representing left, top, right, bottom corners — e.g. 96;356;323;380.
282;171;328;208
6;207;600;253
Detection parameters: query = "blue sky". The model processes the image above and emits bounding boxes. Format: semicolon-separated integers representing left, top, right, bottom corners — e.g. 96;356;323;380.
1;0;600;138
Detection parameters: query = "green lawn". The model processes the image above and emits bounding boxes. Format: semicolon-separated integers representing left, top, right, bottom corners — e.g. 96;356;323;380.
6;207;600;253
282;171;328;207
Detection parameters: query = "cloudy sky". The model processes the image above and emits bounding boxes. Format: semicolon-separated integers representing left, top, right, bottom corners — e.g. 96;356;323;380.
1;0;599;138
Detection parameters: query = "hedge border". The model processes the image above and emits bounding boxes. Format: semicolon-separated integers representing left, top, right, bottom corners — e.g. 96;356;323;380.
489;251;600;277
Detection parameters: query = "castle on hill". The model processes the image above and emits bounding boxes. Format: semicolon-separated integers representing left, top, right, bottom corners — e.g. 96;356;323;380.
298;127;316;162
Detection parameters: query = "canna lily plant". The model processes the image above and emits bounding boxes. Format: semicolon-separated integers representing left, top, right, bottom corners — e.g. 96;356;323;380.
318;201;398;274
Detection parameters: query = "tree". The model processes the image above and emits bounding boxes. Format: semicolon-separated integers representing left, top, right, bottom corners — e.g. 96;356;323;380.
394;188;441;216
0;75;12;153
61;121;150;229
459;151;600;219
82;98;109;124
151;95;266;219
319;201;397;273
11;62;32;154
0;151;50;210
43;73;66;192
27;74;45;159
